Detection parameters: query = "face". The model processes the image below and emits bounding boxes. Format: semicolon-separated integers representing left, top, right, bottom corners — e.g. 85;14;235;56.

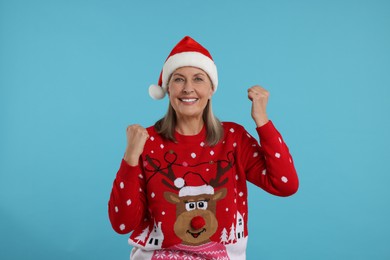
167;67;213;121
164;188;227;246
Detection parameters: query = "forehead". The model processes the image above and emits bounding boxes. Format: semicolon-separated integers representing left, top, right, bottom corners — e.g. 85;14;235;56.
173;66;207;76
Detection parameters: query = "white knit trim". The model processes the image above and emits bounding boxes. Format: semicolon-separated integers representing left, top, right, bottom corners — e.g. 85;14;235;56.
179;185;214;197
161;52;218;93
148;84;166;100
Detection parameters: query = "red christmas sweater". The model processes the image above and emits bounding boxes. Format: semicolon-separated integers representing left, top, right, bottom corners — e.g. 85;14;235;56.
108;121;298;259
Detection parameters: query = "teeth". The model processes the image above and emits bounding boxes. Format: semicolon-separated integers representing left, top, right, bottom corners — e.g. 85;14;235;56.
180;98;198;102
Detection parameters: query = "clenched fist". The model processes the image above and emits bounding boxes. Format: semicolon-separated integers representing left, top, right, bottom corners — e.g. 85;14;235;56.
123;124;149;166
247;85;270;127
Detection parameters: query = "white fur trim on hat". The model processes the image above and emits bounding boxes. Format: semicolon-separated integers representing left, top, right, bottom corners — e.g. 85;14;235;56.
149;84;166;100
174;177;185;189
178;184;214;197
161;52;218;94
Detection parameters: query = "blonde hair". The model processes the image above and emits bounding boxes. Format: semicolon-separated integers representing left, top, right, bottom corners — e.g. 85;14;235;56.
154;98;223;146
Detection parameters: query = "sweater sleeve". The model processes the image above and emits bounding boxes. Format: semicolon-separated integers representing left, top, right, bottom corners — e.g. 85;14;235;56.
242;121;299;197
108;159;146;234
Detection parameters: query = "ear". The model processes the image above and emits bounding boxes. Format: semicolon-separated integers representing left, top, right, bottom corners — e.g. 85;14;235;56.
164;191;180;204
212;188;227;201
209;84;214;98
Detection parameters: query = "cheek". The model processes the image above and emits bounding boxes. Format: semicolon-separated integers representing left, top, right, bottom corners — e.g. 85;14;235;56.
208;90;213;99
167;86;179;101
206;88;213;99
167;83;179;95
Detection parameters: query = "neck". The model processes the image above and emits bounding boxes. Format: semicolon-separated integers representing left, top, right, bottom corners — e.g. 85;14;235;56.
175;116;204;135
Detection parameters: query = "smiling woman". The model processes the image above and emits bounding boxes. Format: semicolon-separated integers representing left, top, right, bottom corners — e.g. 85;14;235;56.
153;38;224;147
166;67;214;132
108;36;299;259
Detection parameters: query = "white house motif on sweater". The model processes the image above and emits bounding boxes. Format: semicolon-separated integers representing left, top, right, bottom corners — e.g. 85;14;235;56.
145;221;164;250
236;211;244;240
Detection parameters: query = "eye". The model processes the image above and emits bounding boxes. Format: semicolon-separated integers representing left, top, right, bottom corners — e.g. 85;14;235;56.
197;201;208;210
185;202;196;211
173;77;184;82
194;77;204;82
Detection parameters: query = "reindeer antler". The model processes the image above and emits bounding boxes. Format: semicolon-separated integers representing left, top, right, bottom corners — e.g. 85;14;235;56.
145;150;235;190
145;151;179;190
209;151;235;187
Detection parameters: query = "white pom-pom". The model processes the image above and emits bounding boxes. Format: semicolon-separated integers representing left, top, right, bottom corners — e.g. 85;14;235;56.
174;177;185;189
149;84;166;100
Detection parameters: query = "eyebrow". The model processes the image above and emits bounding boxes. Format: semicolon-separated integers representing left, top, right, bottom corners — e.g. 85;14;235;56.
172;72;206;77
193;73;206;77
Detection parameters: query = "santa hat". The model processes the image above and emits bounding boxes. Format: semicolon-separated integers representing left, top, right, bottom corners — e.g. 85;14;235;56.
174;172;214;197
149;36;218;100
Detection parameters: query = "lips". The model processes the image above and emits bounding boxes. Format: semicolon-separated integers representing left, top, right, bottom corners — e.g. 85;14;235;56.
179;98;199;103
187;228;206;238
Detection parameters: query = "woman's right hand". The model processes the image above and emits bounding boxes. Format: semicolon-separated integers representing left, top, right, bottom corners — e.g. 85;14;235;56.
123;124;149;166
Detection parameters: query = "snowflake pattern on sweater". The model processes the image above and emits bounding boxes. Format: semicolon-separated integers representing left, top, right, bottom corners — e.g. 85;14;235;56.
109;121;298;259
151;242;229;259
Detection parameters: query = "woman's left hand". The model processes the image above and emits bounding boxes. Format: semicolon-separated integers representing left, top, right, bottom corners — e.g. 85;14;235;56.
247;85;270;127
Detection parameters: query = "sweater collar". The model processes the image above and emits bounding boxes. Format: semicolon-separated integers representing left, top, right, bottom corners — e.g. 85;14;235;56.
174;124;206;143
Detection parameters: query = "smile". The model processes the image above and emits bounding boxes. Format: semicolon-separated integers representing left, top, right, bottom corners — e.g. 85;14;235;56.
179;98;199;103
187;228;206;238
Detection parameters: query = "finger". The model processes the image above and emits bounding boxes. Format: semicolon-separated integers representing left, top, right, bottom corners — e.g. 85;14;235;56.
251;85;265;90
248;88;263;96
251;89;269;99
142;130;150;139
247;88;257;95
249;85;268;95
248;90;262;100
248;85;261;92
247;91;256;101
127;124;137;131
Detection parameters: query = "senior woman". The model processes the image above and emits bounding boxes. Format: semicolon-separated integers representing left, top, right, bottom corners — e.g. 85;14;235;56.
108;36;299;260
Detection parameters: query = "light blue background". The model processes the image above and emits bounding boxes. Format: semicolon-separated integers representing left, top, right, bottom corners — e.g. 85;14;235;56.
1;0;389;259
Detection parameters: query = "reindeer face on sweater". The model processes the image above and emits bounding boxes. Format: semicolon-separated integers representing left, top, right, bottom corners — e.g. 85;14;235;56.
164;188;227;245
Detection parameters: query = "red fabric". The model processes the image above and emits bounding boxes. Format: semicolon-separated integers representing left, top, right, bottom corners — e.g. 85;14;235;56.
167;36;213;60
108;121;299;257
157;36;213;86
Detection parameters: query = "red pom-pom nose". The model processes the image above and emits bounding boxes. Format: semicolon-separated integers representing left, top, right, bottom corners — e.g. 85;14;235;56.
191;216;206;230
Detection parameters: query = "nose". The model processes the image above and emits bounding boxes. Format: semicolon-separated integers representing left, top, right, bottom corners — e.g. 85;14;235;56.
182;89;194;94
191;216;206;230
182;81;194;94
